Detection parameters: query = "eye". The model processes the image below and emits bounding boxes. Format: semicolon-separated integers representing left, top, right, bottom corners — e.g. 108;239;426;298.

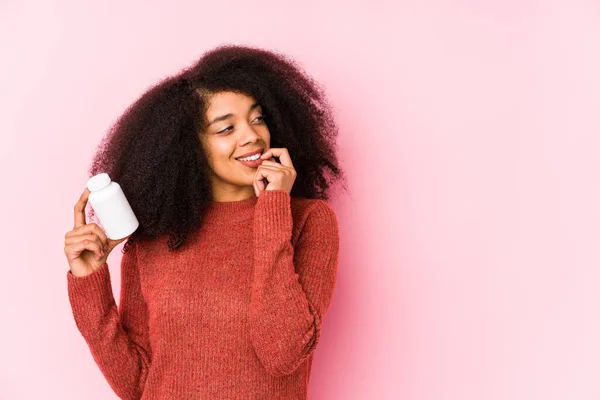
217;126;233;134
216;115;265;134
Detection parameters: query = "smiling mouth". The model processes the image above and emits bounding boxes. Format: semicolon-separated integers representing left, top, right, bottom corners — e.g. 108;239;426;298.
235;150;263;161
236;157;263;168
235;155;261;162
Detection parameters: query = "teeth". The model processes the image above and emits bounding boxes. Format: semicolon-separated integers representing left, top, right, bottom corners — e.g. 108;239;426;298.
236;153;261;161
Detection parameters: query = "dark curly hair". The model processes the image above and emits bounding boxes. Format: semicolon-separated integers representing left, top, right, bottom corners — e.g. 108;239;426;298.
86;44;348;253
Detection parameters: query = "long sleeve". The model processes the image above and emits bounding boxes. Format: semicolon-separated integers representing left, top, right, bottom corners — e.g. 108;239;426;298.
249;190;340;377
66;241;152;400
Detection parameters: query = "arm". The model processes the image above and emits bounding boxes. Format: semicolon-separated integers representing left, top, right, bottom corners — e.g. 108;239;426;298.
249;190;340;377
66;241;152;400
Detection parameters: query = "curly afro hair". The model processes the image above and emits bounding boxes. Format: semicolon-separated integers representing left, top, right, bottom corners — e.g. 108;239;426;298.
86;44;348;253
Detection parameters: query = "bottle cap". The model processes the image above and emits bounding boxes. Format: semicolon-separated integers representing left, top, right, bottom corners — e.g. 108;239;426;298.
87;173;111;192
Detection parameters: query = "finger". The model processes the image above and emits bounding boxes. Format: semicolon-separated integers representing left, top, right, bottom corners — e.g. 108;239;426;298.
259;160;287;168
253;174;262;197
65;234;106;257
256;165;285;177
254;166;274;192
66;238;105;261
107;234;131;251
253;166;268;195
74;188;90;229
256;164;284;171
252;166;260;196
260;148;279;162
70;223;108;251
260;148;294;169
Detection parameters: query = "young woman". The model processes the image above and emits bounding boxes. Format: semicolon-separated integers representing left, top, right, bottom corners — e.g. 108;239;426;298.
63;44;347;399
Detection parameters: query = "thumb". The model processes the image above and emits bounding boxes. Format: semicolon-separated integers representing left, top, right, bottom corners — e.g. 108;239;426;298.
107;234;131;253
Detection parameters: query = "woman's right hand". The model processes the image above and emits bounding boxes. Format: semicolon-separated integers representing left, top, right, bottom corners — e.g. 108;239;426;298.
64;187;130;277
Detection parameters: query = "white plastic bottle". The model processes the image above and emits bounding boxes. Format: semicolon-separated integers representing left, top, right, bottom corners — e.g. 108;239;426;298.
86;173;139;240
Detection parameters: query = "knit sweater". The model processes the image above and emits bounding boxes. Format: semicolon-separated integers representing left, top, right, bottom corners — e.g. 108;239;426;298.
66;189;339;400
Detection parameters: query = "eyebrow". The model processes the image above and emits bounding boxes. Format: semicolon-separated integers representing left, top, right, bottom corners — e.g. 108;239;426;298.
207;103;261;126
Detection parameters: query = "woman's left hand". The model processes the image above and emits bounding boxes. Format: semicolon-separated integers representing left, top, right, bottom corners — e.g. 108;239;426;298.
253;147;297;197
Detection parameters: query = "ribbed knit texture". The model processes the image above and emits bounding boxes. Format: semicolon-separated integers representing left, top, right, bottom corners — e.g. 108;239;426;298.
66;189;339;399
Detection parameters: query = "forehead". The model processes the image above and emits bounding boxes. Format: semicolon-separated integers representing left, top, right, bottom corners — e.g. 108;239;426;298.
205;91;258;115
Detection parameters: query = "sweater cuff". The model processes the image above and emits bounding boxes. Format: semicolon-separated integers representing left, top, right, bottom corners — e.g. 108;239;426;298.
254;190;292;238
66;263;116;334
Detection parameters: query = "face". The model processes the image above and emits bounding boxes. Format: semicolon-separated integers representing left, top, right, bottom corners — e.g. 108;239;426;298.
199;91;271;201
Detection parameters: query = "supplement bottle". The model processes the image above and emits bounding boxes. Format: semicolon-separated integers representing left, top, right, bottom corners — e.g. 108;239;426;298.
86;173;139;240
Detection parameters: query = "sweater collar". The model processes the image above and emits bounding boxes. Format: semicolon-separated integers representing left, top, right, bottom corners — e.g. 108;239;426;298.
202;193;259;223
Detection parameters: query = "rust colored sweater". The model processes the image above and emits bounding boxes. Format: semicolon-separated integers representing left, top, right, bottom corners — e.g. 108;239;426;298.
66;190;339;399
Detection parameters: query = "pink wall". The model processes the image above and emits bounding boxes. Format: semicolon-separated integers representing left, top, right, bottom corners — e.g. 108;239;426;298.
2;0;599;399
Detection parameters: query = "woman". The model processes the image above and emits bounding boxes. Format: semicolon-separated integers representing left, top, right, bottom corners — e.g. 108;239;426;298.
63;44;347;399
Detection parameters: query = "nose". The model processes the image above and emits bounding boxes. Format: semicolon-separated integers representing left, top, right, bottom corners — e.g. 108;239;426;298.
239;124;262;145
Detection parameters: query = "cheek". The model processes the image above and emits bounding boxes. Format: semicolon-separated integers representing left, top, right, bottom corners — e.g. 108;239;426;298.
209;141;234;160
261;129;271;144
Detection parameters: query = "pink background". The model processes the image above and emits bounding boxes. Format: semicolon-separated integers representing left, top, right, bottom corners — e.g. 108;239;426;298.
2;1;599;399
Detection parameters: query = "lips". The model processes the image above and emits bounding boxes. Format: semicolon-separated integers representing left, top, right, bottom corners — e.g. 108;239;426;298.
236;157;263;168
235;148;264;159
